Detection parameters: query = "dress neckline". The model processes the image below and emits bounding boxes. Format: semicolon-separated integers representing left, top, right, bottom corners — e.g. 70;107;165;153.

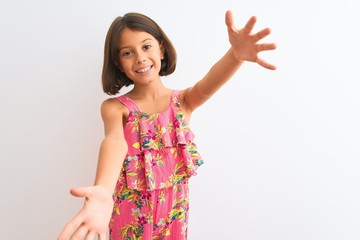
124;90;177;116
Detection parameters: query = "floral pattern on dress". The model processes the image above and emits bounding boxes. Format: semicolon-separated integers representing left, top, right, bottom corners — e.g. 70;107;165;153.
110;90;203;240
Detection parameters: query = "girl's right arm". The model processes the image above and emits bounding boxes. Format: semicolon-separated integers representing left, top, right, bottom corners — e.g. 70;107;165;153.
57;98;128;240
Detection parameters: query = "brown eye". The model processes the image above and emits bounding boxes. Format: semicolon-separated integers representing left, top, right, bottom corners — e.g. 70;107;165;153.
122;51;132;57
143;45;152;50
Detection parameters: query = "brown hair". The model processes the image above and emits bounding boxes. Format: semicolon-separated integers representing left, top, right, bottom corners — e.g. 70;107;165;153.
102;12;177;95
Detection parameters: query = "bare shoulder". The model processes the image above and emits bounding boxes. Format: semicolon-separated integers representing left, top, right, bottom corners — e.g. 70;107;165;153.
179;87;192;111
179;87;189;103
100;97;128;121
179;87;194;120
180;84;210;113
100;97;129;137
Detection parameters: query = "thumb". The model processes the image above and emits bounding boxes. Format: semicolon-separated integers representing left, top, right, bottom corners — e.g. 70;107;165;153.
70;186;92;198
225;10;236;32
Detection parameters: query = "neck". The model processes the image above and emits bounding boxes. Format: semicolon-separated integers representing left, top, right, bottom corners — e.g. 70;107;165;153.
129;79;169;100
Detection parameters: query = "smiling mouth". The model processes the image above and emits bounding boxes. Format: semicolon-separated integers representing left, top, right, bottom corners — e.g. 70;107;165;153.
135;65;152;73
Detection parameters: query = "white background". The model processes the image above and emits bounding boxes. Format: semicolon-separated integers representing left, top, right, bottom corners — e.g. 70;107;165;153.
1;0;360;239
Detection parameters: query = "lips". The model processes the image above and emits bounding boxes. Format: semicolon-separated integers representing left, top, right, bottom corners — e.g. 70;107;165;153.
135;65;152;73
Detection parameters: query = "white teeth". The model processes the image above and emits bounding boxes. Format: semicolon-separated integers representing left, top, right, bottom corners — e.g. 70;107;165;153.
136;66;151;73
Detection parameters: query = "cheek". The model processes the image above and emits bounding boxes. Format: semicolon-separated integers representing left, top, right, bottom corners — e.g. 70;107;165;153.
119;60;131;71
155;53;164;65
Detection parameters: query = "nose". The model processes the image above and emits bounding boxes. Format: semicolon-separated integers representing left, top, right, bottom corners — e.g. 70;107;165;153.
136;52;146;63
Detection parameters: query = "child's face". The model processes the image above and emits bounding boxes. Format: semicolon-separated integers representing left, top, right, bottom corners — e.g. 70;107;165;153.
118;28;164;84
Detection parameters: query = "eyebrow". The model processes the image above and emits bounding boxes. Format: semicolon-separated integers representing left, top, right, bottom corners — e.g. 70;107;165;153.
119;38;154;51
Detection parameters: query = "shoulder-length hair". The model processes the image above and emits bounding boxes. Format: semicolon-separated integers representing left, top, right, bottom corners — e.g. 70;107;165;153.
102;12;177;95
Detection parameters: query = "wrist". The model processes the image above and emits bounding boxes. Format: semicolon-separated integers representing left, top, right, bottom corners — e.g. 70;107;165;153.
229;48;244;64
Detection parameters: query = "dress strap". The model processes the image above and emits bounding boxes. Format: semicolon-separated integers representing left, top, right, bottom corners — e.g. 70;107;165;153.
171;89;180;100
116;95;139;112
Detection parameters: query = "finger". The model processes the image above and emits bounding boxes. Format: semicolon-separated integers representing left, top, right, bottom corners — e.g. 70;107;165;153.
256;43;277;52
253;27;271;42
70;186;92;198
70;224;89;240
98;233;107;240
243;16;257;34
84;231;96;240
225;10;236;33
257;57;277;70
57;214;85;240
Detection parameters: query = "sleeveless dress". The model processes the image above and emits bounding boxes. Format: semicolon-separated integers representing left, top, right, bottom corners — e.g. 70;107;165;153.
109;90;204;240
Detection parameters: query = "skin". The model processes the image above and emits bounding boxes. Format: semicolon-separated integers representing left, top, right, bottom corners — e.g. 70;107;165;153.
57;10;276;240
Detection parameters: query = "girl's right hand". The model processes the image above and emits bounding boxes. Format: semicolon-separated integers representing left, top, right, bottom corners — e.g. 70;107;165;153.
57;185;114;240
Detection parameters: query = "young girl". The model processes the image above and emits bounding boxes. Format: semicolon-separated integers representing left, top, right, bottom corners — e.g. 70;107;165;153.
57;10;276;240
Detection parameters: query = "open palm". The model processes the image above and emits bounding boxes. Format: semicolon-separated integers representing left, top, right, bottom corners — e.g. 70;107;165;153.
57;186;113;240
225;10;277;70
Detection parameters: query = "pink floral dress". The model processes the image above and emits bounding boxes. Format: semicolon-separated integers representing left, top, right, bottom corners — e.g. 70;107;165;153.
109;90;203;240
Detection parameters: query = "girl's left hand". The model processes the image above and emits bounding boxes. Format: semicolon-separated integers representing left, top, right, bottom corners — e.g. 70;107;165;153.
225;10;277;70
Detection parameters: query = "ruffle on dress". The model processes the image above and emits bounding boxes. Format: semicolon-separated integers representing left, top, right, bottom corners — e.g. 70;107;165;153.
119;107;204;191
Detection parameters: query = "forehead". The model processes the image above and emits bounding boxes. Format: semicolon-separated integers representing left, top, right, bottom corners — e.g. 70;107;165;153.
119;28;157;47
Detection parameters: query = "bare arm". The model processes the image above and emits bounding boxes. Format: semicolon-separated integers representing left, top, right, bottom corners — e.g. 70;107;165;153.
183;10;277;112
57;98;128;240
94;98;128;193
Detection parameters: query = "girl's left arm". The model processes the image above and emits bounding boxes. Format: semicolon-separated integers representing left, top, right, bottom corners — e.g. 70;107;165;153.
182;10;276;112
